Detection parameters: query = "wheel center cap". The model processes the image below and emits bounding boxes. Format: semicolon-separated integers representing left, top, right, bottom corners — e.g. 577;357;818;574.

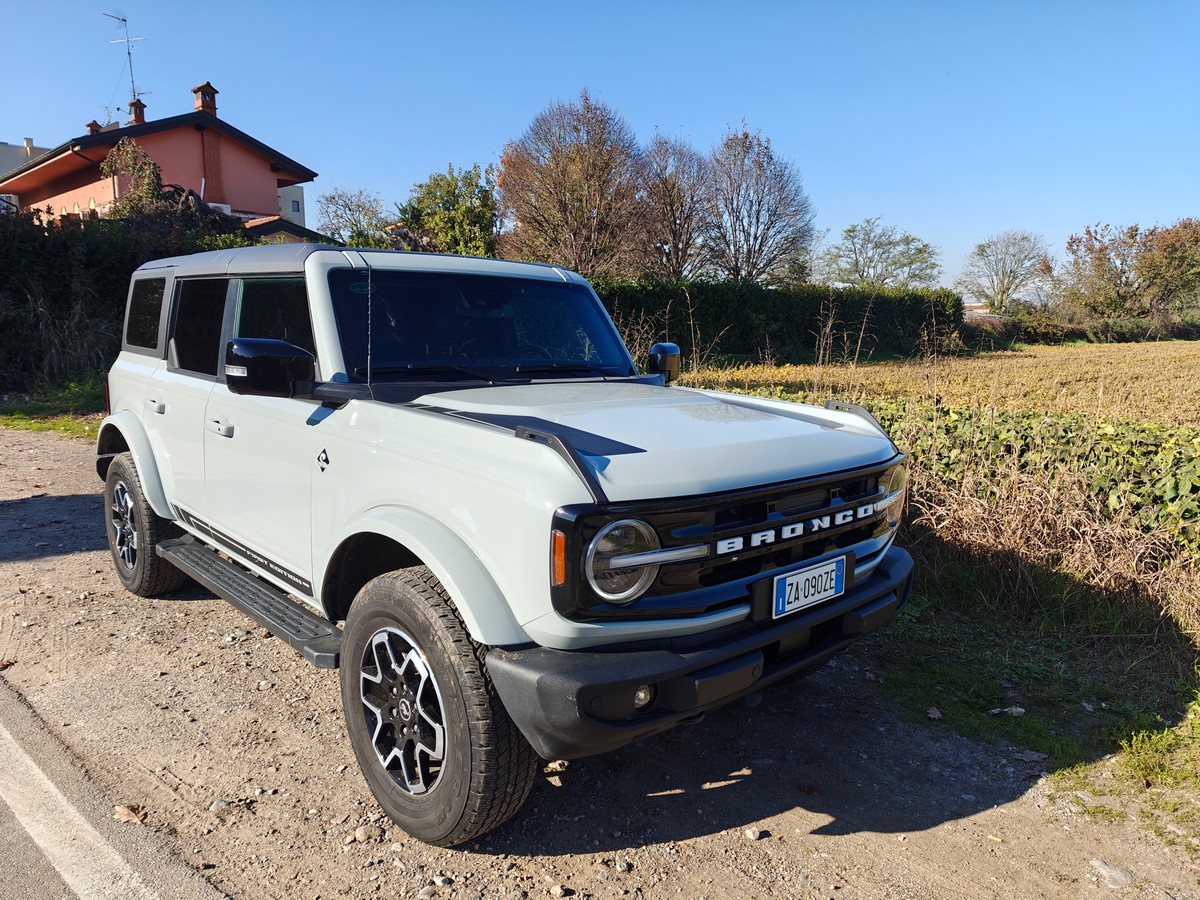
397;697;414;723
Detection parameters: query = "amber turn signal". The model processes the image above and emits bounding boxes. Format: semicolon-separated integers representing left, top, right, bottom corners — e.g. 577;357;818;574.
551;529;567;587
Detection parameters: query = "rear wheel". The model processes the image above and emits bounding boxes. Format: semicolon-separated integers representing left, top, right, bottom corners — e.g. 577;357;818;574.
340;569;539;846
103;453;188;597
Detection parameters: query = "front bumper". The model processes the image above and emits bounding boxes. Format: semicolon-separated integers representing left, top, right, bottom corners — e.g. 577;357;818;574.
487;545;914;760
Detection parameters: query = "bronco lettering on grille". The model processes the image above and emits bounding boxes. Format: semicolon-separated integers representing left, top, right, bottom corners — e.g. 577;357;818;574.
715;501;881;555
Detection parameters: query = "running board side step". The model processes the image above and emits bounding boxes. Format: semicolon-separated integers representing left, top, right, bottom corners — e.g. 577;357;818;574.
157;536;342;668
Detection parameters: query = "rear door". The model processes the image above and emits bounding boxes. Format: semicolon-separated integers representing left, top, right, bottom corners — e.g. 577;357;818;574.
143;277;230;516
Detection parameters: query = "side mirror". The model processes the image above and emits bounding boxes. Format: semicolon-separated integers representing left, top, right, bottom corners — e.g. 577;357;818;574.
648;342;681;384
225;338;315;397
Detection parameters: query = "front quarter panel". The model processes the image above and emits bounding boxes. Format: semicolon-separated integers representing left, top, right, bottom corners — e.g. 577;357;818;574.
309;402;595;648
324;507;531;647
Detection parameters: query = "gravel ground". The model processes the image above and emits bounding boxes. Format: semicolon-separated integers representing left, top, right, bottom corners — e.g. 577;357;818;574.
1;426;1197;899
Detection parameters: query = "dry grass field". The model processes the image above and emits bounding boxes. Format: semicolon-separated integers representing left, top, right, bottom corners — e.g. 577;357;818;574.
685;340;1200;426
689;339;1200;838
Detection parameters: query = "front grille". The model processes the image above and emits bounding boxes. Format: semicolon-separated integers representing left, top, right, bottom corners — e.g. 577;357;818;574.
553;456;902;620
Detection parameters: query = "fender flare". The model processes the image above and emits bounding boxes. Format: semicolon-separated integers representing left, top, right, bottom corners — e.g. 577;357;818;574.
326;506;531;648
95;412;174;519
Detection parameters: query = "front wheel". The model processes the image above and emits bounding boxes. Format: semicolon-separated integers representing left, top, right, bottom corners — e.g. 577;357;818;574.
340;569;539;846
103;453;189;597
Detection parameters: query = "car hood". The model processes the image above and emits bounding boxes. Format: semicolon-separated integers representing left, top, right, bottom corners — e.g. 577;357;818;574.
415;381;897;502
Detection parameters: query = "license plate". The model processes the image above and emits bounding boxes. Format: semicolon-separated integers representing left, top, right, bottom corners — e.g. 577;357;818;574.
773;556;846;619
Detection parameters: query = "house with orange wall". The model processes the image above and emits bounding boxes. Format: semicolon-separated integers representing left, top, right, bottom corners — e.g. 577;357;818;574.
0;82;317;225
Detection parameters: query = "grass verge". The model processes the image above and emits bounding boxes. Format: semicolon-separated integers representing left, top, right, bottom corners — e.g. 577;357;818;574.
0;375;106;441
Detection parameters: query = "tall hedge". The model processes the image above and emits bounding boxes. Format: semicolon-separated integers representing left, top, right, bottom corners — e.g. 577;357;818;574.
0;210;247;386
0;210;965;386
593;278;963;365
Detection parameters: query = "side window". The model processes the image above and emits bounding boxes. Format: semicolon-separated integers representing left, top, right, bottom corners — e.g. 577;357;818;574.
125;277;166;350
171;279;229;376
235;279;316;356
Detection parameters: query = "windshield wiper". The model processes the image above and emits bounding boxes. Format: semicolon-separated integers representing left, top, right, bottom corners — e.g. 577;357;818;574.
513;362;625;377
353;363;497;381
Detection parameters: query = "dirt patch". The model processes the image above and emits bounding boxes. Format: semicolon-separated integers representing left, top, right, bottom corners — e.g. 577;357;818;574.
1;427;1196;899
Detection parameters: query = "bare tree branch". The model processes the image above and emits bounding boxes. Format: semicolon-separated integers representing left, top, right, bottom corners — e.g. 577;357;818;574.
496;90;647;278
701;124;815;283
643;134;709;280
956;230;1051;314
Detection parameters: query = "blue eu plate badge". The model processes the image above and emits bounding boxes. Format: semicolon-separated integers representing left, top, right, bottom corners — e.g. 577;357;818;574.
773;556;846;619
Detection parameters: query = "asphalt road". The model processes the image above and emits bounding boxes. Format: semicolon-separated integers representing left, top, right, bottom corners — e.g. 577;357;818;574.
0;678;223;900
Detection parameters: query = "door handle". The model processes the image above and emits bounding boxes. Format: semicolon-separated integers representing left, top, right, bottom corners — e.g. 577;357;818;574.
205;418;234;438
145;398;165;414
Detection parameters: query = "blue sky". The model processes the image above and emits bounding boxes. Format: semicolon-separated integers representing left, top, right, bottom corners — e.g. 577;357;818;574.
3;1;1197;284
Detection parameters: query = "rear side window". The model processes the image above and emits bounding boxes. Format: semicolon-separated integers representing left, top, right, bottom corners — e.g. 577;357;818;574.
235;279;316;356
125;278;166;350
171;279;229;376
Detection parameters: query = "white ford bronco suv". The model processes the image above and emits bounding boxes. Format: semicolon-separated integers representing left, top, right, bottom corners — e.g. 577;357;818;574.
97;244;913;846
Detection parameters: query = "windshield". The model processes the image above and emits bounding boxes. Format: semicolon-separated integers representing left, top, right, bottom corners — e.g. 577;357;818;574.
329;268;635;382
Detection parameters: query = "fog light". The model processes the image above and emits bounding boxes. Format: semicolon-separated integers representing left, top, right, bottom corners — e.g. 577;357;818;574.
633;684;655;710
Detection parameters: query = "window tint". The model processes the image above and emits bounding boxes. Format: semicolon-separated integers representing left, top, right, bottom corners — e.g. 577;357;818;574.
236;279;315;355
511;293;608;360
171;279;228;375
328;269;631;379
125;277;166;350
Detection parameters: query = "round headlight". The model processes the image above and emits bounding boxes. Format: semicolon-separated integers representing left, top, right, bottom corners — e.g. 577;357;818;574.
585;519;661;604
884;464;907;527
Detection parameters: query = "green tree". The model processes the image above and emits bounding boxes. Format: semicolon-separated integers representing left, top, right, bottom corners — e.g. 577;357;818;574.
820;217;941;289
100;138;245;239
496;89;646;278
316;186;395;247
396;163;498;257
702;124;815;283
955;230;1050;314
1062;224;1147;321
1060;220;1200;327
1137;218;1200;318
100;138;165;218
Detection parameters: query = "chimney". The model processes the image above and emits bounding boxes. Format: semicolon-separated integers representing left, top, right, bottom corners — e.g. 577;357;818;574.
128;98;146;126
191;81;219;117
84;121;102;136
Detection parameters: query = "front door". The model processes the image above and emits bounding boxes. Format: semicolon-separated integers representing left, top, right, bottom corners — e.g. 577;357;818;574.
201;278;319;597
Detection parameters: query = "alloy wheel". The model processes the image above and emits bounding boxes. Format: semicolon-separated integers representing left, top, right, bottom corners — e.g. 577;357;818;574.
110;481;138;570
359;627;447;795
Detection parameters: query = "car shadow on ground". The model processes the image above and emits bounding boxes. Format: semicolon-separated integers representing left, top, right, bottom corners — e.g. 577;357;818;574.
0;493;108;564
469;661;1038;857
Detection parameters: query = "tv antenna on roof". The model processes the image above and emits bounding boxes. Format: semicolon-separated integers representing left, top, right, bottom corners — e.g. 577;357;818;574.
103;12;145;103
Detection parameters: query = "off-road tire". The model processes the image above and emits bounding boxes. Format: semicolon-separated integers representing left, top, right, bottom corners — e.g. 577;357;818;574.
340;568;539;847
103;453;189;597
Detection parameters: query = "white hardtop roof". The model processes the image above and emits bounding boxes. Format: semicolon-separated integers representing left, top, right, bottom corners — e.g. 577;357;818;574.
134;243;584;283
